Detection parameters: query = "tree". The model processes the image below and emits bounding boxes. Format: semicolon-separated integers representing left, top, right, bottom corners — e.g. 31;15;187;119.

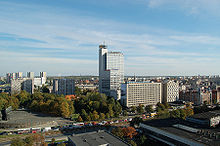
145;105;154;113
100;113;105;120
131;106;136;113
137;104;144;114
81;109;88;121
156;103;165;112
11;138;25;146
163;102;170;109
42;85;49;93
24;136;34;146
60;101;70;118
77;115;83;122
170;110;180;118
139;135;147;145
112;127;124;138
92;110;100;121
179;109;187;119
122;127;137;139
123;110;128;116
106;113;110;119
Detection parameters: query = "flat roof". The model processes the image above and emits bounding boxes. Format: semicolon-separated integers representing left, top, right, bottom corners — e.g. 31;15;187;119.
189;110;220;120
69;130;129;146
142;118;220;146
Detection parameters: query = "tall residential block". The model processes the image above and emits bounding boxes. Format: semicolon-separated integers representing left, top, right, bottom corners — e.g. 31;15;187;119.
121;82;162;107
53;79;75;95
163;80;179;103
99;44;124;100
10;78;34;95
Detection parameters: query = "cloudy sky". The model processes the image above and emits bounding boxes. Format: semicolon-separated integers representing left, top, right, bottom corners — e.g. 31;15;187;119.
1;0;220;76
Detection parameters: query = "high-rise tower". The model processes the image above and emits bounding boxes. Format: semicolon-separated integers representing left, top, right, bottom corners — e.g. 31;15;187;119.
99;44;124;100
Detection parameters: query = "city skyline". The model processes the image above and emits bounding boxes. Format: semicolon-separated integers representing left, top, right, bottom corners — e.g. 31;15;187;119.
1;0;220;76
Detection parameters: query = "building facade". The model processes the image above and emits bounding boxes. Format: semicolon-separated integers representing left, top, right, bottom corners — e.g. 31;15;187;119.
121;82;162;107
99;44;124;100
217;86;220;104
163;80;179;103
10;78;34;94
53;79;75;95
27;72;34;78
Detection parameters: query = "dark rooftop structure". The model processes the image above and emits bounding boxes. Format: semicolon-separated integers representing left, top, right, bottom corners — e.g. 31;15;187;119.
187;110;220;127
68;130;129;146
140;118;220;146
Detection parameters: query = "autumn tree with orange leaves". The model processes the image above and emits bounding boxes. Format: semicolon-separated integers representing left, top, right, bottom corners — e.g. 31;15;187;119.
122;127;137;139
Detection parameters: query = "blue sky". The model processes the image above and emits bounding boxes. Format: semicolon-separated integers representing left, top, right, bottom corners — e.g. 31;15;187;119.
1;0;220;76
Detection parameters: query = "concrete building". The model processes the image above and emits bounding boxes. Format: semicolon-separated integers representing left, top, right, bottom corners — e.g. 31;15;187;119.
27;72;34;78
68;130;129;146
10;79;23;94
53;79;75;95
10;78;34;94
186;110;220;127
34;72;47;87
121;81;162;107
15;72;23;79
217;86;220;104
6;73;16;83
163;80;179;103
140;118;220;146
179;90;200;105
99;44;124;100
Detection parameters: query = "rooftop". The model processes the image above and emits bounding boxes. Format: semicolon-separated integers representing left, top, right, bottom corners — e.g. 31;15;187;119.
189;110;220;120
69;130;129;146
142;118;220;146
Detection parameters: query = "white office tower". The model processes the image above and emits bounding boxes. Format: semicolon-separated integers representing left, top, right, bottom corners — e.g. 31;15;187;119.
27;72;34;78
163;80;179;103
99;44;124;100
121;82;162;107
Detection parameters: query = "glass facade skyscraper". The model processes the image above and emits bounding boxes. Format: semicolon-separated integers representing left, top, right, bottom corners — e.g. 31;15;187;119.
99;44;124;100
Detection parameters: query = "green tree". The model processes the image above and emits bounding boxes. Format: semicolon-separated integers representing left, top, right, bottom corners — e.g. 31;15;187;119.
81;109;88;121
145;105;154;113
100;113;105;120
123;110;128;116
130;106;136;113
112;127;124;138
77;115;83;122
24;135;34;145
137;104;144;114
11;138;25;146
180;109;187;119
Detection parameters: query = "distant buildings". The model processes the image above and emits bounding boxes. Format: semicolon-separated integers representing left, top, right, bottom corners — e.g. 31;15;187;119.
217;86;220;103
99;44;124;100
163;80;179;103
121;81;162;107
53;78;75;95
27;72;34;78
11;78;34;94
10;72;46;95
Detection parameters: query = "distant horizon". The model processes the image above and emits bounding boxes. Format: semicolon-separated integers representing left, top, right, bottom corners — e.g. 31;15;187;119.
1;0;220;76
